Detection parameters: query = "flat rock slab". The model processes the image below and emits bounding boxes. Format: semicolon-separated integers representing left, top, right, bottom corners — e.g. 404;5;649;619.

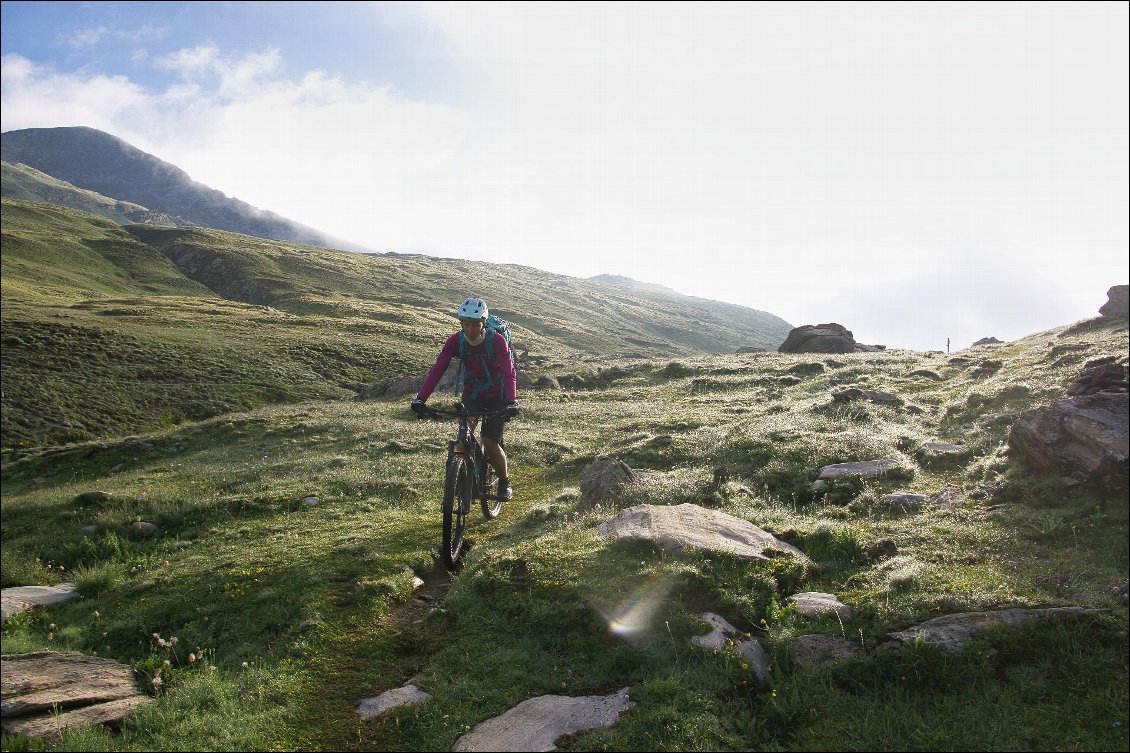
452;687;635;752
1;584;78;621
786;592;854;620
1;652;150;740
357;684;431;719
877;607;1104;654
597;504;812;564
920;442;966;455
789;634;865;671
817;459;901;480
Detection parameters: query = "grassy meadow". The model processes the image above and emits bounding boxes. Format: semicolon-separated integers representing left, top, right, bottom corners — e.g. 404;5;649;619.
1;198;1128;751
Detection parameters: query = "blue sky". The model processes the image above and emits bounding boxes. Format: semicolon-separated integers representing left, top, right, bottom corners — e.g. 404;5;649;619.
2;1;1128;351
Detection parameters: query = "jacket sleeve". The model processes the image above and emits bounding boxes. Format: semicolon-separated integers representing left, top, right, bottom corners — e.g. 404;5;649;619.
416;333;460;401
495;332;518;402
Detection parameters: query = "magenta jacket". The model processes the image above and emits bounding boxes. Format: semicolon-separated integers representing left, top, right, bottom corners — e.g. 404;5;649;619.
416;331;517;402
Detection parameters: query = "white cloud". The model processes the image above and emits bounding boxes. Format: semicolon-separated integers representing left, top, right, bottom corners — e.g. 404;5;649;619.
70;26;109;48
3;3;1126;351
0;54;149;134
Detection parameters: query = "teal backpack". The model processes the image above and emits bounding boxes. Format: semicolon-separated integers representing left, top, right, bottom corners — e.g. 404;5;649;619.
453;314;515;399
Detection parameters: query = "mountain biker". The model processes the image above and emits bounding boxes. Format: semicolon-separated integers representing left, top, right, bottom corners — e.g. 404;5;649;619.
411;297;519;500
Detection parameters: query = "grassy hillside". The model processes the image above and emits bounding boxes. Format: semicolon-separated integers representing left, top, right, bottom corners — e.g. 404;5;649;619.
1;198;792;448
1;315;1126;751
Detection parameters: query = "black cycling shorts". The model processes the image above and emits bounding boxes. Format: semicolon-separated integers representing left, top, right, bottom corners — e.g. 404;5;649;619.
461;394;508;443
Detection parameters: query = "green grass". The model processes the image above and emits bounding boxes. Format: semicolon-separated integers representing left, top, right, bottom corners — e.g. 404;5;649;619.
1;199;1128;751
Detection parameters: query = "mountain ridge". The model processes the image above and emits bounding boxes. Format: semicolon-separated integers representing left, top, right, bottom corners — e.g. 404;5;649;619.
1;126;367;251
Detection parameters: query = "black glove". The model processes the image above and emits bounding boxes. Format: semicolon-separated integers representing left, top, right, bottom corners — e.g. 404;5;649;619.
411;398;427;417
504;401;520;419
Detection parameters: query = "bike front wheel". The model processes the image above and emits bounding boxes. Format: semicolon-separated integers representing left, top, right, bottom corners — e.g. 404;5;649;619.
480;454;502;519
442;454;472;568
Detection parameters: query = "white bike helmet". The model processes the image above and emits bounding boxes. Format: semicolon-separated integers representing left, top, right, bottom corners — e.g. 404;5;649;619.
456;297;488;321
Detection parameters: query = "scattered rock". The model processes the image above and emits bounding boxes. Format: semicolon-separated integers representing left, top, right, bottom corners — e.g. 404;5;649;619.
831;388;901;406
1;584;79;621
79;525;99;537
878;492;926;510
357;684;431;720
786;592;854;620
303;496;320;506
0;652;151;740
971;337;1003;347
789;634;865;672
928;487;965;510
534;375;562;390
816;459;902;480
131;521;157;537
863;538;899;561
452;687;635;752
877;607;1104;654
736;346;766;354
597;504;812;564
692;612;769;686
580;457;637;506
75;491;110;505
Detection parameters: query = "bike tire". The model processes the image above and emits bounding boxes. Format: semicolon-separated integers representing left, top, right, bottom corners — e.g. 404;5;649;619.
480;453;502;519
442;454;472;568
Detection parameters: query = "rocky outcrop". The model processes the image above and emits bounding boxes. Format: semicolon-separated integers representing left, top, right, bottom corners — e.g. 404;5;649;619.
1068;360;1128;396
1008;391;1129;497
971;337;1004;347
1099;284;1128;319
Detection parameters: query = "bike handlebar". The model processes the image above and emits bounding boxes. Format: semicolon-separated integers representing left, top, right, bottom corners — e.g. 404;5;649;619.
419;402;513;421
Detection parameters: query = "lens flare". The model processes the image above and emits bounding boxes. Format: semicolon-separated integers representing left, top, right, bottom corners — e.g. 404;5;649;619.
598;572;674;637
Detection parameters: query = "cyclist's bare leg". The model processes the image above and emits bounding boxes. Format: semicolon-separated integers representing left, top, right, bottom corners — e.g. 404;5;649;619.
482;436;508;479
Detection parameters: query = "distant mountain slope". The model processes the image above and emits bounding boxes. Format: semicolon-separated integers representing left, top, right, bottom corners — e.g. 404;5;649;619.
1;160;186;227
2;198;794;446
589;274;681;296
1;126;365;251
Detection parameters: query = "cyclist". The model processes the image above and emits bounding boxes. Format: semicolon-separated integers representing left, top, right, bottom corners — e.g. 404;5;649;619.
411;297;519;500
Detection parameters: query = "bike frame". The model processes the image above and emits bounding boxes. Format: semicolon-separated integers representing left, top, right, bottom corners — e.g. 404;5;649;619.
422;401;511;567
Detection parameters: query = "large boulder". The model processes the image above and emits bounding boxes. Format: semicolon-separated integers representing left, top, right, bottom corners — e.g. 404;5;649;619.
1099;284;1128;319
1008;391;1129;497
597;503;812;564
778;323;856;354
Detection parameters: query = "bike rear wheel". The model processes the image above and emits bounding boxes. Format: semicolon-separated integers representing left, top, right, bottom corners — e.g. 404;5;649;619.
442;453;472;568
480;454;502;519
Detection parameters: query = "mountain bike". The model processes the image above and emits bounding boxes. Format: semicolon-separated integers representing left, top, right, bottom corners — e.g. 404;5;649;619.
419;402;510;568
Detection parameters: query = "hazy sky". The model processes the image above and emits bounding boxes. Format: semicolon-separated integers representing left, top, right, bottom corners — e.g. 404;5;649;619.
2;1;1127;351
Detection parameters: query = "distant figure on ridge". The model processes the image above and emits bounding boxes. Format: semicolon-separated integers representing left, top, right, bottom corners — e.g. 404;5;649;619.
412;297;520;500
